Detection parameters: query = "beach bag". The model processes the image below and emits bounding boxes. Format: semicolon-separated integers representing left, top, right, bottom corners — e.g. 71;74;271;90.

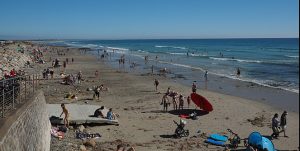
58;126;68;133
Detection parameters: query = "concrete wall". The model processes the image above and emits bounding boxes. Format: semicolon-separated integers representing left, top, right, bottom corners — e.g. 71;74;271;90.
0;91;51;151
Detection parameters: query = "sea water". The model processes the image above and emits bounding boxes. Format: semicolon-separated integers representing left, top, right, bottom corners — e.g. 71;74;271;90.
41;38;299;93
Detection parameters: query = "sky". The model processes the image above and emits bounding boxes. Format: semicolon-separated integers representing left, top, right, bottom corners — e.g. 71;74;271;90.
0;0;299;40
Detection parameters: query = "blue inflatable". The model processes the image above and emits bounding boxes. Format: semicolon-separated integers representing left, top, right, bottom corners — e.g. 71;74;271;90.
248;132;276;151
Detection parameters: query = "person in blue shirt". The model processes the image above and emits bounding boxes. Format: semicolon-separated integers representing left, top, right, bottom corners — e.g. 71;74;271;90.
107;108;116;120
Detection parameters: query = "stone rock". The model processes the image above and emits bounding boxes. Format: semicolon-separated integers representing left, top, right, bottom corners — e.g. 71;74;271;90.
82;128;90;133
78;125;85;132
83;138;96;148
80;145;87;151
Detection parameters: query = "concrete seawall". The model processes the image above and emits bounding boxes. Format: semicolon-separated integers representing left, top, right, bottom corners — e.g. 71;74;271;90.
0;91;51;151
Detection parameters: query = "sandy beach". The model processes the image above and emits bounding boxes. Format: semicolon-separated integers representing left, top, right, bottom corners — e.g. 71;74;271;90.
20;42;298;151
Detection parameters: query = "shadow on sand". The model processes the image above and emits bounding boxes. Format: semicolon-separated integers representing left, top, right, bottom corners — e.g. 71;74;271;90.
159;134;175;138
168;109;209;117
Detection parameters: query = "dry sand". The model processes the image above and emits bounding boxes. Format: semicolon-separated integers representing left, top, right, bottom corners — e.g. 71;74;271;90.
30;44;299;151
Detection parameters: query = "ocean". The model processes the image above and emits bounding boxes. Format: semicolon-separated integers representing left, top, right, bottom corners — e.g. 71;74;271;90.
41;38;299;93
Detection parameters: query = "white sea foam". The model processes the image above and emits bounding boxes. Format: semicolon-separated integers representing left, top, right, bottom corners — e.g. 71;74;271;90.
155;45;187;50
150;59;299;94
285;55;299;58
209;57;263;63
106;47;129;51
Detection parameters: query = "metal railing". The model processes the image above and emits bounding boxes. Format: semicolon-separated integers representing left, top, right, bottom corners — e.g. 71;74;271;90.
0;74;40;118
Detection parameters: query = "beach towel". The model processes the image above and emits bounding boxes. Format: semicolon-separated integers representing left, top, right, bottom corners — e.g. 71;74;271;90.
179;114;189;119
75;131;101;140
50;127;64;139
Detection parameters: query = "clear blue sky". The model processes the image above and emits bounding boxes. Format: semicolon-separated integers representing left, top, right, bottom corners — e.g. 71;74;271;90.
0;0;298;39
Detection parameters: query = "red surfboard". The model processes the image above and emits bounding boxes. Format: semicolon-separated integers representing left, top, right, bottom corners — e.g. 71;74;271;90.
190;93;213;112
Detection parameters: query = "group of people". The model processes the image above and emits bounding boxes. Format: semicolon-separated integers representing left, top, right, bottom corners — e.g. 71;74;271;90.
160;87;192;112
61;71;83;85
42;68;54;79
93;106;118;120
271;111;288;139
1;68;19;79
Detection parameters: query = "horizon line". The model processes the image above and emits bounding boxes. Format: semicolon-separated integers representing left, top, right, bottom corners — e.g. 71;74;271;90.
2;37;299;41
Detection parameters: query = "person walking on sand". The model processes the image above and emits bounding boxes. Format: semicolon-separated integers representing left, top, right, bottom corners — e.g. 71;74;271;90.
280;111;288;137
154;79;159;91
271;113;280;139
161;94;170;112
187;96;191;109
60;103;69;128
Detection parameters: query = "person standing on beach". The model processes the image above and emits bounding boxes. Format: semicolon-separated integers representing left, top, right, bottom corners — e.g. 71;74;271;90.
154;79;159;91
93;86;101;100
172;94;178;110
237;67;241;77
95;70;99;78
151;65;154;74
280;111;288;137
179;94;184;110
161;94;170;112
77;71;82;84
63;61;66;68
187;96;191;109
60;103;69;128
271;113;280;139
71;58;74;63
204;70;208;81
192;82;197;93
50;69;54;79
66;58;69;64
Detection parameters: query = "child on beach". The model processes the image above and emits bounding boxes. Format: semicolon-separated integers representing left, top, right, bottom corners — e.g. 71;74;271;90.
93;86;101;100
179;94;184;110
154;79;159;91
59;103;69;128
107;108;116;120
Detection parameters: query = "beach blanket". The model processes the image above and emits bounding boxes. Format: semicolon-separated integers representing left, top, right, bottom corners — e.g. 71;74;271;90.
75;131;101;140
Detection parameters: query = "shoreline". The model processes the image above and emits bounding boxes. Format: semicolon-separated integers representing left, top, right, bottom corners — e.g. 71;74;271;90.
6;41;297;150
37;43;298;150
91;50;299;113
